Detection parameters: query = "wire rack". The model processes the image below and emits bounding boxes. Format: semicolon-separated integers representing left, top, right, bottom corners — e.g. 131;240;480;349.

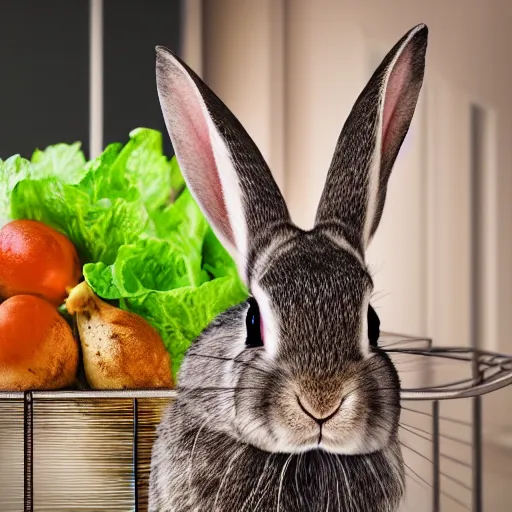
1;332;512;512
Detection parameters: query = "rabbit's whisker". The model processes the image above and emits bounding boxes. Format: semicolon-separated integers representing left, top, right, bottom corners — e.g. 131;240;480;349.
343;386;400;397
239;453;273;512
187;352;269;375
379;335;431;343
251;456;276;511
400;422;472;447
338;456;360;512
212;445;242;511
441;494;471;511
399;424;511;478
363;455;391;510
188;418;210;490
383;349;475;365
404;463;472;512
404;467;429;492
187;352;232;362
336;455;354;511
438;451;472;469
400;406;472;426
181;386;266;392
403;462;432;494
401;436;473;492
390;356;462;366
399;440;434;465
400;439;473;495
277;454;293;511
325;453;341;510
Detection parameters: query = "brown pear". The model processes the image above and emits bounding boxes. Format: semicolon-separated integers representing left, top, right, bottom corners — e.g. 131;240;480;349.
66;281;173;390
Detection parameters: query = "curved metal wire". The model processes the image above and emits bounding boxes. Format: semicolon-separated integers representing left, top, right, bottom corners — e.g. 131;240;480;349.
379;331;512;401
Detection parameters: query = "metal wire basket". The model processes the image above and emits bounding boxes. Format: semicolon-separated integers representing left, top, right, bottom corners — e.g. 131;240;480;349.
1;332;512;512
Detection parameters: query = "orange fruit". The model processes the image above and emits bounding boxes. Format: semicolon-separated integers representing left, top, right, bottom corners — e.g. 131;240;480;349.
0;220;81;306
0;295;79;391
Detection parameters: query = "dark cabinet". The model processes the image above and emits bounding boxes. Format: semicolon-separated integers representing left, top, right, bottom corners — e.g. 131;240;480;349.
0;0;182;160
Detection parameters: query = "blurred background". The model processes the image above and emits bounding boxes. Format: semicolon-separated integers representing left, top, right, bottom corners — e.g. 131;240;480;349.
1;0;511;510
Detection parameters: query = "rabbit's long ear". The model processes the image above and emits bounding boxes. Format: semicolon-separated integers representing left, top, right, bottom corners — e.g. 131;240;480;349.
315;24;428;255
156;47;290;284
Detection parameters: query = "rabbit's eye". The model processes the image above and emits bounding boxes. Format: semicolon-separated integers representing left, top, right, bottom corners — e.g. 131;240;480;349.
367;304;380;347
245;297;263;348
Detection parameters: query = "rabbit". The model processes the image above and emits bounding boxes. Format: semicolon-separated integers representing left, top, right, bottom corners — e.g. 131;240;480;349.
149;22;428;512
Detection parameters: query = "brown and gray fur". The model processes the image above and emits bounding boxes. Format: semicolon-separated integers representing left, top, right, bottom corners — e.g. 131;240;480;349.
149;23;428;512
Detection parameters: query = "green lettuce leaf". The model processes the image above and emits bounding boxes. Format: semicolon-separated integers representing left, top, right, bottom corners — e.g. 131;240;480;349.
31;142;86;184
202;227;240;280
80;142;134;201
0;155;32;226
83;187;212;295
83;236;209;299
110;128;174;211
1;142;86;226
151;188;209;252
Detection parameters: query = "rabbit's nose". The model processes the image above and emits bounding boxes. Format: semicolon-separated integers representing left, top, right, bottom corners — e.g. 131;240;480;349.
296;395;342;425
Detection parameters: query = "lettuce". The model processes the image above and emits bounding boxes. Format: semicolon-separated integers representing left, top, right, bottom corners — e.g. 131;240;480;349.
31;142;87;184
105;128;174;212
3;128;248;379
83;190;211;297
1;141;87;226
0;155;32;226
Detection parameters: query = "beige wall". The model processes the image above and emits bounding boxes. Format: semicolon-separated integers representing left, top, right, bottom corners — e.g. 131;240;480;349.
202;0;286;192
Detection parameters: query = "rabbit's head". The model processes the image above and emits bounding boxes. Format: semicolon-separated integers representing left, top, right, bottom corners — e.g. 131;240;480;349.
155;24;427;457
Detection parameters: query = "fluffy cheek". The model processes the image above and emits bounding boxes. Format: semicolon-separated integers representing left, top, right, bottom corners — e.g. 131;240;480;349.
319;391;373;454
357;400;399;454
362;356;402;451
231;357;285;452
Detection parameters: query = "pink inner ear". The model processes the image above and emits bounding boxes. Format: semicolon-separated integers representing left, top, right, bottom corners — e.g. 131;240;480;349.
381;45;412;152
174;78;234;247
